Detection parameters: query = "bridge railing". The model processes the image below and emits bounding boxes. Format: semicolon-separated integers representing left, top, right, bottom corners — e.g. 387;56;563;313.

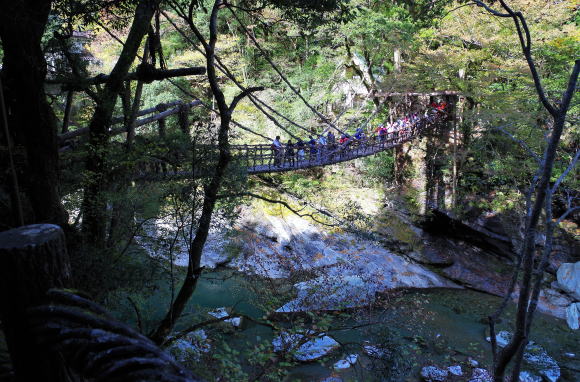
134;112;443;179
230;113;441;173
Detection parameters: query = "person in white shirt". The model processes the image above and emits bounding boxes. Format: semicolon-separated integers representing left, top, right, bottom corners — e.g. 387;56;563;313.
317;134;327;161
271;136;283;166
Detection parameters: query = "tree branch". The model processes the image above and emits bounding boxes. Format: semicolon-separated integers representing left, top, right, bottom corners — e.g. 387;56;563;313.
472;0;557;116
229;86;264;114
490;123;540;163
552;149;579;193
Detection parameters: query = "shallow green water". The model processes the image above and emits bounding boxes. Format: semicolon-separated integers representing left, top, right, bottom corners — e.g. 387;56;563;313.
109;269;579;381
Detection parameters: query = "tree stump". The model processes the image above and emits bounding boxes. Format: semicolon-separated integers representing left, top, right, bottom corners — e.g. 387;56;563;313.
0;224;72;381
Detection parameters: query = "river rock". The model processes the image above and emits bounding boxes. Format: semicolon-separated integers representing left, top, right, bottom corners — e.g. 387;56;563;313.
168;329;211;363
333;354;358;370
448;365;462;376
534;288;571;319
468;358;479;367
485;330;512;348
362;343;386;359
566;303;580;330
519;371;542;382
557;262;580;300
523;342;560;382
485;333;560;381
208;307;241;327
272;331;339;362
469;368;492;382
420;365;449;381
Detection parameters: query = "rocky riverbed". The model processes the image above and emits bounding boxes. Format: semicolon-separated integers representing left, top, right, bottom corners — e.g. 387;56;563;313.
137;204;579;380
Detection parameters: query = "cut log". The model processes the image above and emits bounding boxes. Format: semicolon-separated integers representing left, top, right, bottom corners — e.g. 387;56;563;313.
0;224;72;381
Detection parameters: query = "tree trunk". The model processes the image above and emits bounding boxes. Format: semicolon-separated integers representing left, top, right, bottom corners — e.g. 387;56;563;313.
0;224;72;381
61;90;74;134
81;0;160;248
0;0;67;229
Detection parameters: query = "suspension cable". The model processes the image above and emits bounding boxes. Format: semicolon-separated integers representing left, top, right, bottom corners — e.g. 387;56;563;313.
91;14;271;142
165;78;271;140
162;10;305;139
227;6;346;136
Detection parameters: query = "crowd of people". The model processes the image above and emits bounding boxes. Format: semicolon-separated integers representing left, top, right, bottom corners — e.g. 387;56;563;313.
269;102;447;168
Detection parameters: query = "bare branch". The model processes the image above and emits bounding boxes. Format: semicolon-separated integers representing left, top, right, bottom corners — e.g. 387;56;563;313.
226;5;342;134
161;10;306;139
552;149;580;193
490;123;540;163
471;1;511;18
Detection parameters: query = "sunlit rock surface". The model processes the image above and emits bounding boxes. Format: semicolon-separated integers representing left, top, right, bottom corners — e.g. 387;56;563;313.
557;262;580;300
228;209;461;312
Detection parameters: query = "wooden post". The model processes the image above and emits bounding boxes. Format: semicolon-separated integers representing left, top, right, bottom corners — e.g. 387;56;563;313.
0;224;72;381
158;117;166;139
178;103;190;135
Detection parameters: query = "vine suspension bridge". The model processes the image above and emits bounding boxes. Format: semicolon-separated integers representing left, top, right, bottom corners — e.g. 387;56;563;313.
58;100;448;179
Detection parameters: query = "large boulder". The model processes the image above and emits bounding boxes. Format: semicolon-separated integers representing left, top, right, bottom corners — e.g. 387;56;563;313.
532;287;571;320
422;209;515;260
276;242;460;313
439;240;512;296
557;262;580;300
